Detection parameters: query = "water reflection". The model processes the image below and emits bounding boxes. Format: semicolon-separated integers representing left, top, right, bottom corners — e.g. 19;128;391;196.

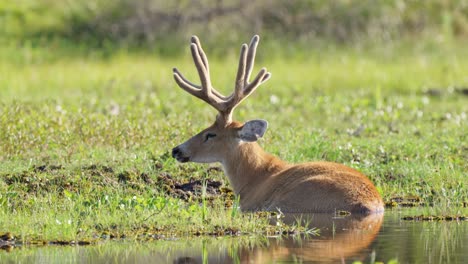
1;210;467;264
243;213;383;263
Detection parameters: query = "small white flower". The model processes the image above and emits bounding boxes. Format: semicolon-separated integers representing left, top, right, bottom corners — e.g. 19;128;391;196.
422;97;430;105
270;95;279;104
460;112;466;120
109;103;120;116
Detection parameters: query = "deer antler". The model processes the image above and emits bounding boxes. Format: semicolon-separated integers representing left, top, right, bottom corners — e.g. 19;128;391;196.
173;35;271;125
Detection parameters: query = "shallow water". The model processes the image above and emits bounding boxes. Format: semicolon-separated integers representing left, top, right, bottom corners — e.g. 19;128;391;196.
1;209;467;264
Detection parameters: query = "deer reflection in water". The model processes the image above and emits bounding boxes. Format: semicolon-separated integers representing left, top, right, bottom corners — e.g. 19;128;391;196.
172;213;383;264
240;213;384;263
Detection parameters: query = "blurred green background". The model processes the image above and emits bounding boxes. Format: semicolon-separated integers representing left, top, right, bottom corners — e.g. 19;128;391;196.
2;0;468;58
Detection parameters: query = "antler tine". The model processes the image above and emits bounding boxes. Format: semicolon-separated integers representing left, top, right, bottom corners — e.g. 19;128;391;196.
173;36;229;112
190;42;215;98
190;36;229;100
190;36;209;71
189;40;211;92
234;43;249;97
243;35;271;95
173;68;201;95
243;67;271;95
190;37;228;100
227;35;271;113
244;35;259;85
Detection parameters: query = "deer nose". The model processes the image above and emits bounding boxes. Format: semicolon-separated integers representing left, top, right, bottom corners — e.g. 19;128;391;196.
172;147;180;158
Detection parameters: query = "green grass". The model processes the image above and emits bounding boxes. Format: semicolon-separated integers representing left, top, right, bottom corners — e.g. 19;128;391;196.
1;39;467;242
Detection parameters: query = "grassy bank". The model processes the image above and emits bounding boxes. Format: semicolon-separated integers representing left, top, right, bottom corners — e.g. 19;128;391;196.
1;39;467;242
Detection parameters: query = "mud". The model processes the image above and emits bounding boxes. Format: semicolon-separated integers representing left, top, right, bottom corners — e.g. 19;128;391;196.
1;163;233;203
157;172;234;204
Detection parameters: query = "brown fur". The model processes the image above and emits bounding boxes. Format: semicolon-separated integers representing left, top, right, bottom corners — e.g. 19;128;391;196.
174;120;384;214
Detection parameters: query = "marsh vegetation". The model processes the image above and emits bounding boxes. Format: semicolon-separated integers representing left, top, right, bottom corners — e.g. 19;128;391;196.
1;1;467;256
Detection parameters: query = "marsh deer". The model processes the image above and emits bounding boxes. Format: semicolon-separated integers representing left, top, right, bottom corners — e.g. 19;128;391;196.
171;35;384;214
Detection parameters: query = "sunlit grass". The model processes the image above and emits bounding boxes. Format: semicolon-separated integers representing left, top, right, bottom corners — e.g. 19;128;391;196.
0;40;467;241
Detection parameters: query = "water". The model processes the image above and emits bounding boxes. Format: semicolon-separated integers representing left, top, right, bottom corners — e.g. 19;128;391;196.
1;209;467;264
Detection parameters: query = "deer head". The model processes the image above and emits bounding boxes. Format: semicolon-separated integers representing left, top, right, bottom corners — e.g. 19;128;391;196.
172;35;271;164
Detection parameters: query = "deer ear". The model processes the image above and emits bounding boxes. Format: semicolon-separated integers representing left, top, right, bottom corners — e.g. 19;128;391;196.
238;120;268;142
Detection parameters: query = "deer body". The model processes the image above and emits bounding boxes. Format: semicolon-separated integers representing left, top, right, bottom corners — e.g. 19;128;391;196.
171;36;384;214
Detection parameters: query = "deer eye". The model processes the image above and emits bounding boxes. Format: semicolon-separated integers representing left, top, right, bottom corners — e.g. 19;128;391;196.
204;133;217;142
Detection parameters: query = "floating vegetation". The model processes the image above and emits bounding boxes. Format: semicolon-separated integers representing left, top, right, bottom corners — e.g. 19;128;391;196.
401;215;468;221
0;235;93;252
385;196;427;208
336;210;352;216
385;196;468;209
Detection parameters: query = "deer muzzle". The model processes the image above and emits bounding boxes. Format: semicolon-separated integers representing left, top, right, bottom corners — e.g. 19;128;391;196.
172;146;190;163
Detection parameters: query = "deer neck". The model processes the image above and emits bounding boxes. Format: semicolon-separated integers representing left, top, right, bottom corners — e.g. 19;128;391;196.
221;142;288;197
